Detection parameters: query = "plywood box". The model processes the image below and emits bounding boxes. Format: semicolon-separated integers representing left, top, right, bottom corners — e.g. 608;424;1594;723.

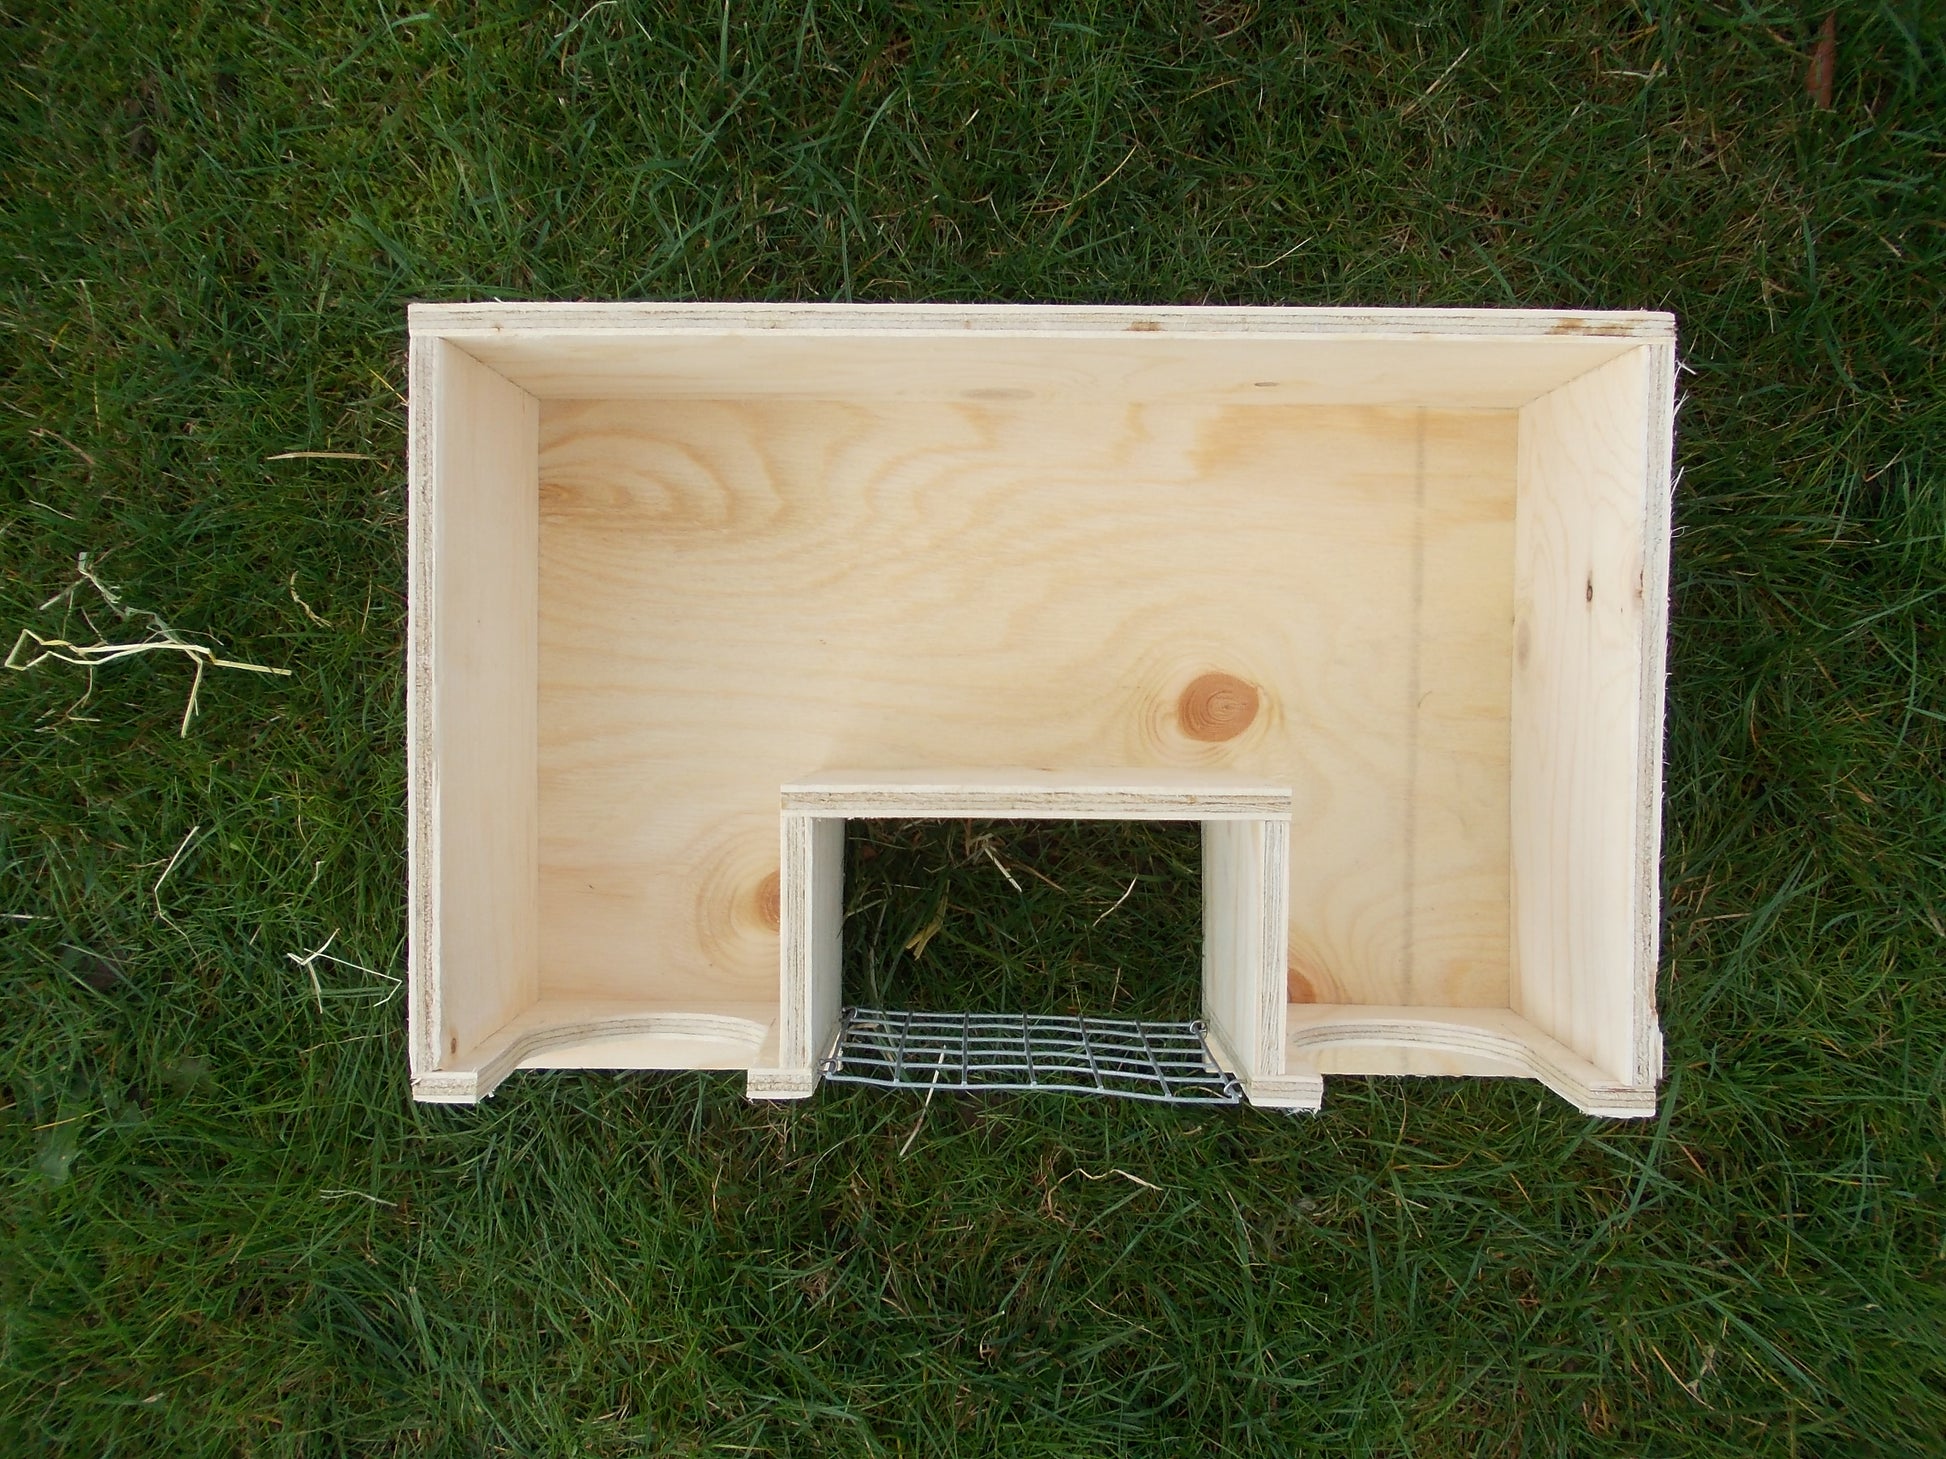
407;303;1675;1117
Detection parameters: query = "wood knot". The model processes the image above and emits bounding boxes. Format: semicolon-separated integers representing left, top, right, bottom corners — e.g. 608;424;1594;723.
754;871;780;931
1287;961;1319;1004
1177;672;1259;742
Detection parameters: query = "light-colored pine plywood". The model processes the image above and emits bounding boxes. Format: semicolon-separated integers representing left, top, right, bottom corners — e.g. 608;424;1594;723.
408;340;540;1083
748;812;844;1100
413;997;777;1103
1270;406;1518;1008
408;304;1674;1114
1201;817;1294;1103
453;334;1642;410
416;302;1669;409
417;301;1677;341
1284;1004;1656;1117
785;769;1290;820
1511;345;1670;1088
760;772;1292;1101
534;397;1517;1014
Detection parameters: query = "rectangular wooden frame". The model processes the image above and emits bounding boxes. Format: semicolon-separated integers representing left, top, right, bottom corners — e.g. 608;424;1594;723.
407;303;1674;1117
751;770;1309;1109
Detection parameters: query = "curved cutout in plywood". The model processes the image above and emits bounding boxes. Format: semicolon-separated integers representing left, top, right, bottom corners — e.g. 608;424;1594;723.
413;1002;774;1103
1284;1005;1655;1117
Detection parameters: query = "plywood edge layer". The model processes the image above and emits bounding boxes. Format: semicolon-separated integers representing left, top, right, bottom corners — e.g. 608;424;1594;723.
1244;1075;1330;1111
412;1071;485;1104
1285;1005;1657;1118
410;301;1675;341
748;1012;845;1102
784;769;1293;821
409;1000;777;1103
746;1069;820;1100
405;334;439;1079
1201;1022;1323;1112
1633;338;1678;1090
411;340;541;1079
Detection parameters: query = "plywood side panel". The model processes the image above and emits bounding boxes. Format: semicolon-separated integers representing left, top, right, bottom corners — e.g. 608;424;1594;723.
416;301;1677;340
411;341;540;1076
1202;820;1256;1079
535;399;1516;1010
807;816;845;1074
1202;818;1290;1093
1511;346;1668;1087
417;302;1672;409
407;335;438;1078
753;813;844;1100
450;333;1642;409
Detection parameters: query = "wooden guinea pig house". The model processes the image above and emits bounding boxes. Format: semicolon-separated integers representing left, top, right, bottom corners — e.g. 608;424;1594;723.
405;304;1675;1117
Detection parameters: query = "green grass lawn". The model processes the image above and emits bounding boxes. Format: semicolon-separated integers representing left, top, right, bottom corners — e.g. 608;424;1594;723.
3;3;1942;1453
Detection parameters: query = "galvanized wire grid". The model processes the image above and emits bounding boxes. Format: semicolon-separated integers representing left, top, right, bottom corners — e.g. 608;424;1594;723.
821;1007;1245;1105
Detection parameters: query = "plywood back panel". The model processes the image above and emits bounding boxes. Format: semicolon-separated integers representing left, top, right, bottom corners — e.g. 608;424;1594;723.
419;303;1667;410
1510;345;1671;1085
535;396;1516;1011
409;341;541;1072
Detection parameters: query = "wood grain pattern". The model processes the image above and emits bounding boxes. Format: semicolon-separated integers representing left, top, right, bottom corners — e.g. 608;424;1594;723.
408;340;540;1084
418;302;1672;409
407;306;1673;1114
534;397;1517;1013
1284;1004;1656;1117
416;301;1677;340
749;812;844;1100
414;997;777;1103
784;769;1291;820
1511;346;1667;1087
1202;817;1293;1104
